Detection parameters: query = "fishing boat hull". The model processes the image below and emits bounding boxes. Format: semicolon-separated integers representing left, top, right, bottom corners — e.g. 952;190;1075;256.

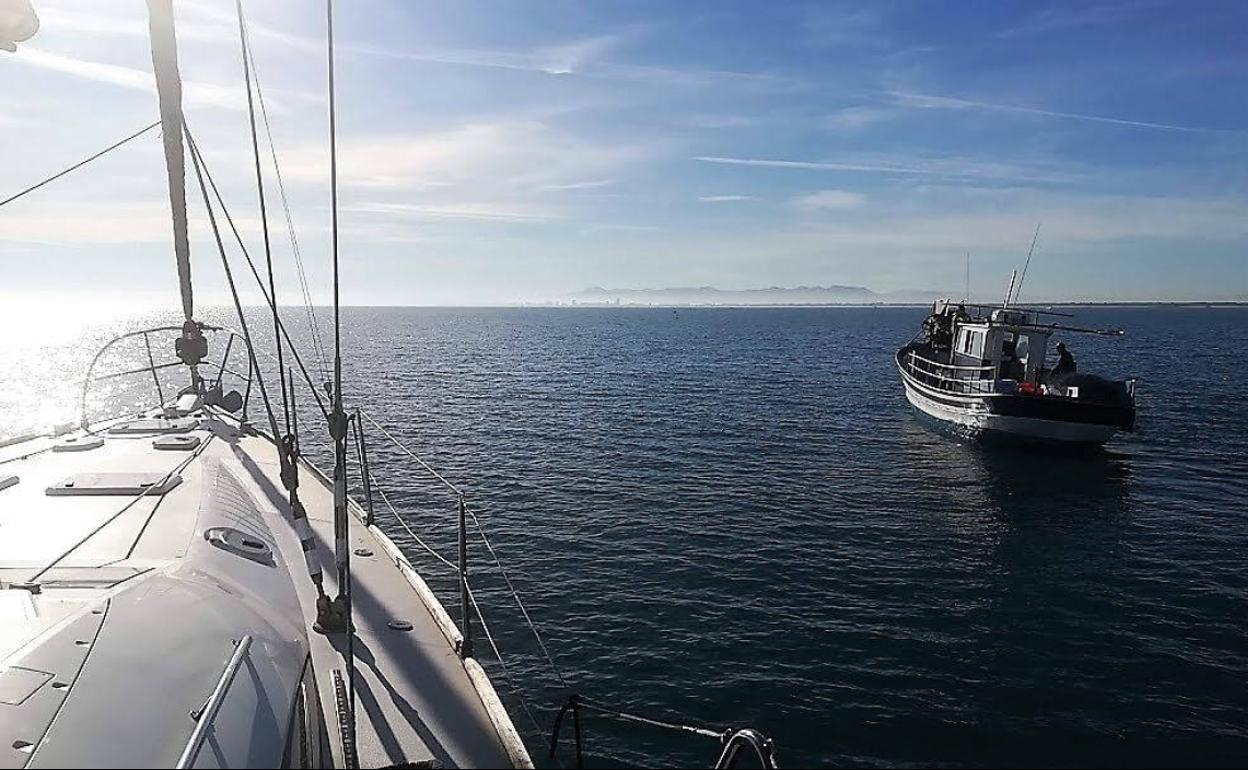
896;350;1134;446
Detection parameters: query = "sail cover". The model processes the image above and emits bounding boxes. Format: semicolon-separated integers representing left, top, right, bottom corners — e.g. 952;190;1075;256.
146;0;194;321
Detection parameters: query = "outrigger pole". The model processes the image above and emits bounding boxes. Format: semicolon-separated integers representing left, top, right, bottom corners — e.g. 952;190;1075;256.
1011;223;1041;305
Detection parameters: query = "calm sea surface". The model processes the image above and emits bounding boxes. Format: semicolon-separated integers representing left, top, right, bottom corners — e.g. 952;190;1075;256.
2;305;1247;768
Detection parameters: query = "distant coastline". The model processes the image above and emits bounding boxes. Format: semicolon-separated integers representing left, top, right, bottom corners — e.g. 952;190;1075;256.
521;285;1248;308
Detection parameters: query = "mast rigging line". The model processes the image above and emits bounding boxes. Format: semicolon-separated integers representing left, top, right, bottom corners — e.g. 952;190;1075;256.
236;0;291;437
185;127;283;449
183;127;329;423
0;120;159;209
353;409;775;764
358;409;569;686
243;36;330;385
189;124;330;601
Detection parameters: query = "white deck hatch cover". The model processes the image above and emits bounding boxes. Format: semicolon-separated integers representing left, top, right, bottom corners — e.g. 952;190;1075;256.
108;418;196;435
0;668;53;707
153;434;201;451
52;436;105;452
45;472;183;497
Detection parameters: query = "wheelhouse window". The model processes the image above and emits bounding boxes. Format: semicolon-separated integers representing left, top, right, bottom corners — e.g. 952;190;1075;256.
960;328;984;358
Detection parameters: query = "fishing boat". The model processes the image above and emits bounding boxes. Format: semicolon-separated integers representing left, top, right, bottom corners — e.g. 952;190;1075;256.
0;2;777;768
896;298;1137;445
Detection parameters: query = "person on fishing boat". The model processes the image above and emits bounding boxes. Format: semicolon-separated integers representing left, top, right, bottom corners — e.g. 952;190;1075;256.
1050;341;1077;382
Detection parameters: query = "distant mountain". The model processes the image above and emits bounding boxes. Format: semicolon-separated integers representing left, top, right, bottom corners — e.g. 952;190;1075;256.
568;285;945;306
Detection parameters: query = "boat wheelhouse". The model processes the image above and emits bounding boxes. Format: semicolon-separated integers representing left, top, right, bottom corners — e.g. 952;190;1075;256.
896;300;1137;445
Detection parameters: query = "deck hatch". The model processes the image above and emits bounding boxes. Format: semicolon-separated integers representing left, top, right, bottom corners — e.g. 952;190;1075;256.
45;472;183;497
0;475;17;492
108;417;196;435
53;435;105;452
153;434;201;451
0;667;52;706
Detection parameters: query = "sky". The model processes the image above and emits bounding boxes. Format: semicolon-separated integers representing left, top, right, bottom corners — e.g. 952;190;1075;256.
0;0;1246;307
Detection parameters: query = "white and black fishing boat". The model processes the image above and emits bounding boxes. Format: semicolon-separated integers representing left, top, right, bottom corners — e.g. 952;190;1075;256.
896;299;1137;446
0;2;778;768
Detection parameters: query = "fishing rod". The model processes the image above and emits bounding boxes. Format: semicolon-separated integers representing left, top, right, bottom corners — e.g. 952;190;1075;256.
1011;223;1041;305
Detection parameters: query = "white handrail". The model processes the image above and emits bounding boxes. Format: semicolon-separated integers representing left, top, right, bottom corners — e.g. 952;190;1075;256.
907;349;995;374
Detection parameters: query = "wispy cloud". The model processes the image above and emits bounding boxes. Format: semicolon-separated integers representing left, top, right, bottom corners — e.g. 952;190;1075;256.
534;34;630;75
890;90;1244;135
800;4;890;50
693;154;1080;185
12;46;249;110
349;201;562;224
793;189;865;210
285;121;652;191
823;105;897;131
997;1;1168;39
537;179;616;192
0;200;172;244
699;195;754;203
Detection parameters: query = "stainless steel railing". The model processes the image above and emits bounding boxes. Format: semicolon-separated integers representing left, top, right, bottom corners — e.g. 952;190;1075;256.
905;350;1000;395
175;635;254;769
79;324;256;428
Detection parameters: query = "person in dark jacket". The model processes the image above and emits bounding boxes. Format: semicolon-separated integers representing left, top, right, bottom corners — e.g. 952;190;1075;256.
1050;341;1077;382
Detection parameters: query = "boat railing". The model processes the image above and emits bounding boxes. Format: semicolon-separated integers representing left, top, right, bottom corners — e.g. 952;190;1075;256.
79;324;257;429
175;635;253;769
905;350;1000;395
715;728;780;769
349;409;477;659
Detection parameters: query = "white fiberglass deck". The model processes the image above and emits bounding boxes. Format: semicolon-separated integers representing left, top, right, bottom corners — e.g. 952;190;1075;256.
0;409;525;769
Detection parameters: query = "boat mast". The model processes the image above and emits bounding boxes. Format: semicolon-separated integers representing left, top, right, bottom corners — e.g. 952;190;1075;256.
146;0;206;382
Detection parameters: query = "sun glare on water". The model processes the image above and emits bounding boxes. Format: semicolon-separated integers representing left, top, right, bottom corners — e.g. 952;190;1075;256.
0;297;175;438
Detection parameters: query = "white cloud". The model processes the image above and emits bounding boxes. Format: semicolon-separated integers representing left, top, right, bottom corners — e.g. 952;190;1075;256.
348;201;562;224
537;179;616;192
0;200;172;244
824;105;895;131
698;195;754;202
793;189;865;210
12;45;250;110
284;121;652;192
889;90;1243;135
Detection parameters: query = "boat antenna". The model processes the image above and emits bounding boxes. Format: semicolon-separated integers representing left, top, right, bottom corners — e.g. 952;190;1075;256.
964;251;970;303
1011;223;1041;305
146;0;207;384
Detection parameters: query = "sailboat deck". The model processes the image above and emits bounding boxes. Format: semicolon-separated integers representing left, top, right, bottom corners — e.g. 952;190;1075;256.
0;410;523;768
